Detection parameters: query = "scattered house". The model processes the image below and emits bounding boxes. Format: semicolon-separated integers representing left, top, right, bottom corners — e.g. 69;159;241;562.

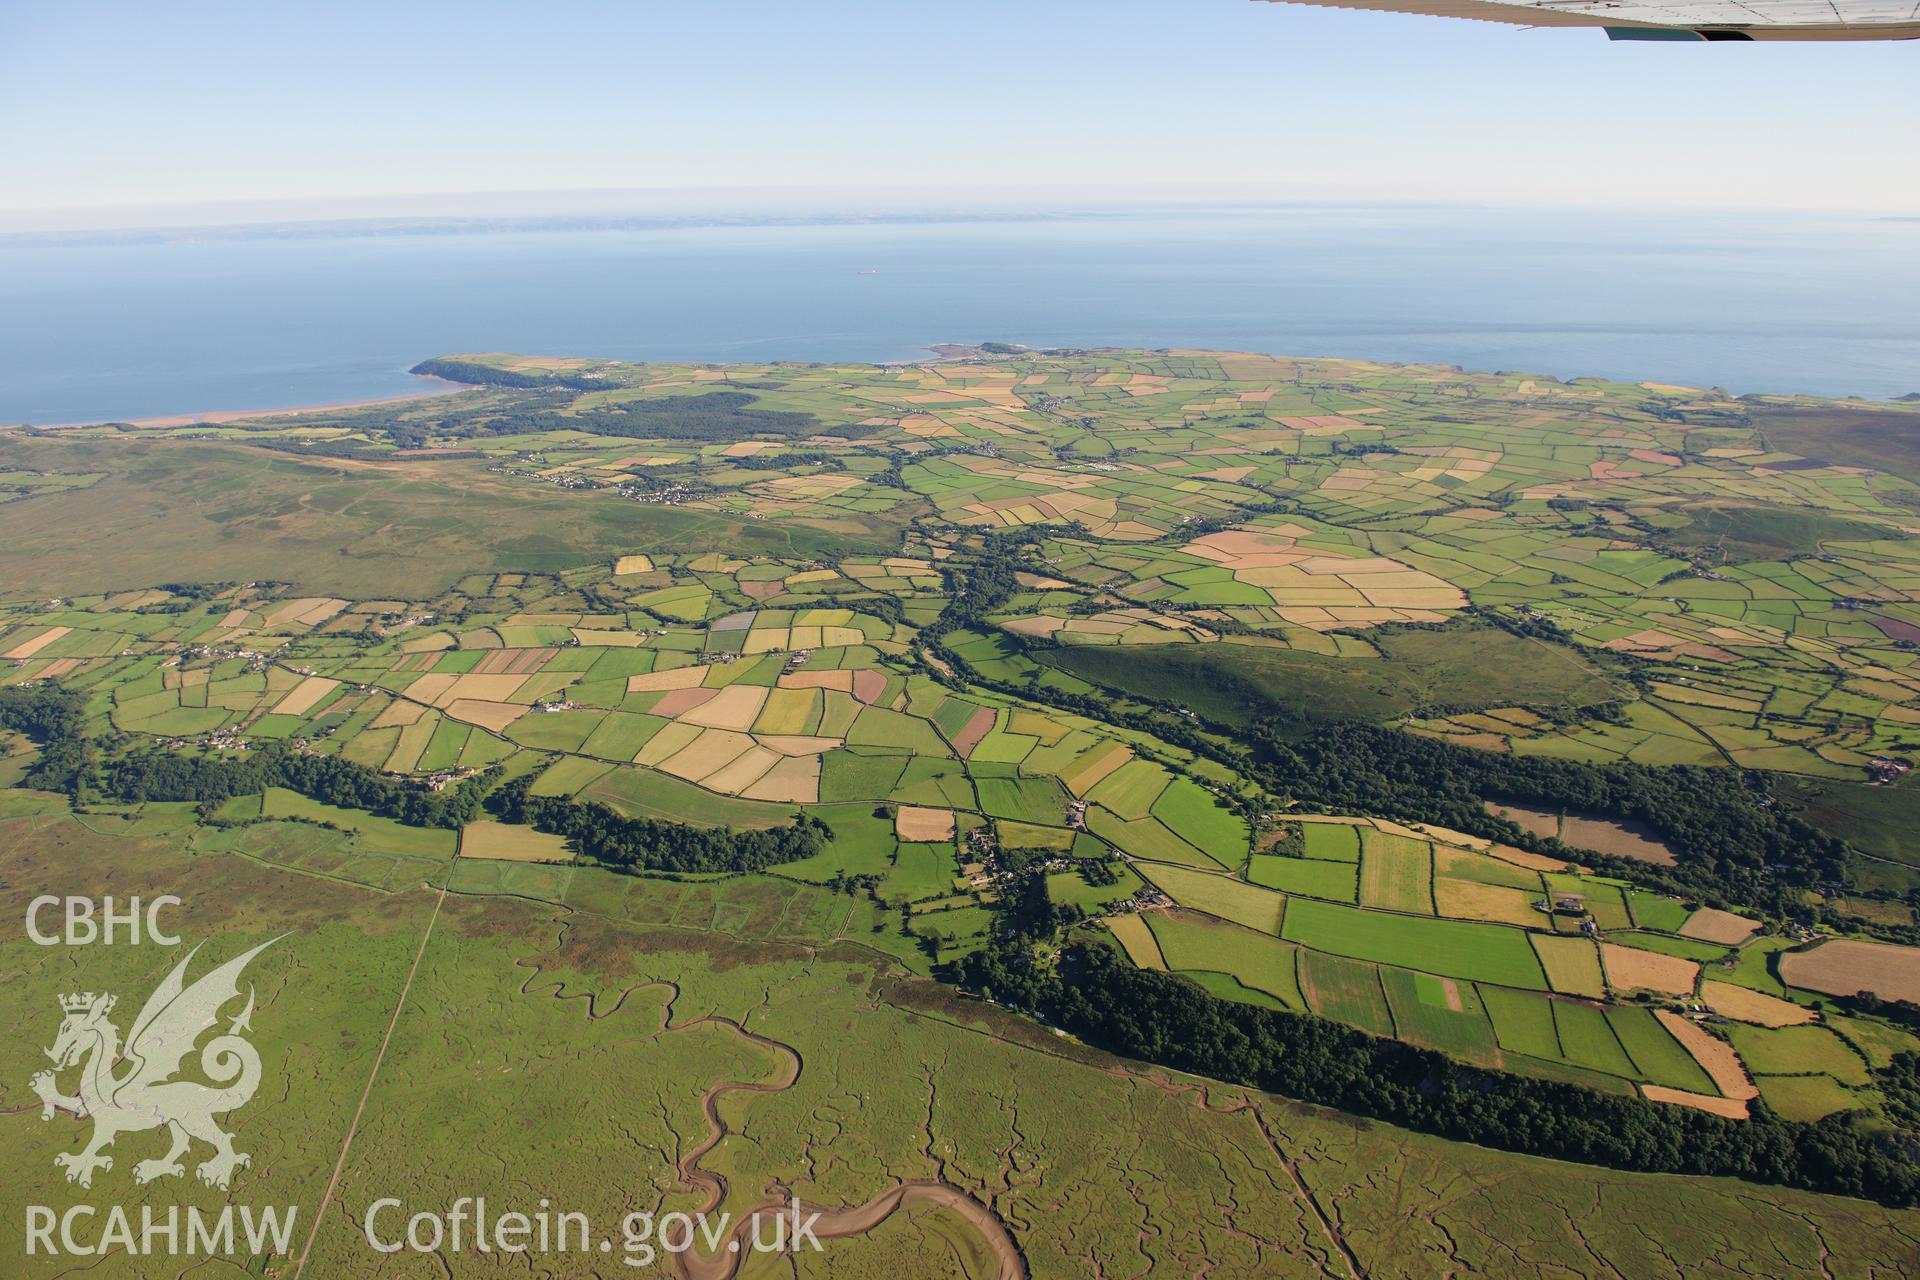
1534;893;1590;920
1868;756;1911;784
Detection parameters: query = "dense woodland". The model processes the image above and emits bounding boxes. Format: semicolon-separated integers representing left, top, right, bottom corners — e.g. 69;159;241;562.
401;362;836;444
0;683;89;791
409;357;621;392
375;391;835;448
0;682;84;743
565;392;829;442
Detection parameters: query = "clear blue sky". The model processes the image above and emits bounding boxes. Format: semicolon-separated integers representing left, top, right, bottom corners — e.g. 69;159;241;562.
2;0;1914;224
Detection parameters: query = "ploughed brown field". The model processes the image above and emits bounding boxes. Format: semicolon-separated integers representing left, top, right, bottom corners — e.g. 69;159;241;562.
1780;938;1920;1004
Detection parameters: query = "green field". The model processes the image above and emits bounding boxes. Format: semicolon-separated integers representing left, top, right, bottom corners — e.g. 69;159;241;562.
1381;968;1500;1064
1140;863;1286;934
1045;862;1141;911
1182;970;1293;1011
580;764;798;827
1482;985;1563;1060
1149;776;1249;862
260;787;458;857
1626;891;1694;933
1087;807;1221;869
1726;1024;1872;1086
1533;934;1608;998
1282;898;1548;988
1553;1000;1639;1078
1757;1074;1866;1122
1248;853;1358;901
1297;950;1397;1038
1358;830;1434;913
1147;910;1304;1009
1301;822;1363;861
1607;1006;1717;1093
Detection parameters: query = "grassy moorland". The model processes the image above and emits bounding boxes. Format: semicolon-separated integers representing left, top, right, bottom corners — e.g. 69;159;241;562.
0;436;911;598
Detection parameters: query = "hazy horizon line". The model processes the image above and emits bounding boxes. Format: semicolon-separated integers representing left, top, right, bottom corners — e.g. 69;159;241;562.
4;181;1916;238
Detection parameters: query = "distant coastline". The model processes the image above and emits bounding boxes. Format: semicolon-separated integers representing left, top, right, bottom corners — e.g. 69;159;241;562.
31;376;467;430
0;206;1095;250
5;205;1917;420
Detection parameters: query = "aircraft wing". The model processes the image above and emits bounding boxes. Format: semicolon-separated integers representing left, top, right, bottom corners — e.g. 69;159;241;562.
1259;0;1920;39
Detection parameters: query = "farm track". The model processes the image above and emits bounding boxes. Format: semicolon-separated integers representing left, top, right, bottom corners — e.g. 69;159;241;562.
511;921;1029;1280
290;870;452;1280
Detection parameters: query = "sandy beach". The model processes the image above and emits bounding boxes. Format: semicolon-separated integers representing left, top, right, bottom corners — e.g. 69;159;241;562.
31;376;471;429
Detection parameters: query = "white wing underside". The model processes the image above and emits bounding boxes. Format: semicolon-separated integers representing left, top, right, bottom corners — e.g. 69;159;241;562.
120;938;278;1090
1259;0;1920;39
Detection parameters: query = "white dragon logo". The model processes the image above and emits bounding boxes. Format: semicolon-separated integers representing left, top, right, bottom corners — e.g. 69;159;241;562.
30;938;279;1191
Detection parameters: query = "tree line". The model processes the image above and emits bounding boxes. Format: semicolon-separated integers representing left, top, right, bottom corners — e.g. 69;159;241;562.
951;931;1920;1207
401;364;842;446
59;739;829;875
487;776;829;873
1255;719;1850;915
6;682;841;877
98;744;498;828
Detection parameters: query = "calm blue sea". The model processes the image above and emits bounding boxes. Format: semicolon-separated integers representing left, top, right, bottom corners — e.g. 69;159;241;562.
2;205;1916;423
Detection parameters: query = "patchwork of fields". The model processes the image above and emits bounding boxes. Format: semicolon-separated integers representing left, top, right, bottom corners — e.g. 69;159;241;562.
6;347;1920;1273
0;556;1245;964
0;581;1911;1117
1125;813;1920;1122
12;349;1920;784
